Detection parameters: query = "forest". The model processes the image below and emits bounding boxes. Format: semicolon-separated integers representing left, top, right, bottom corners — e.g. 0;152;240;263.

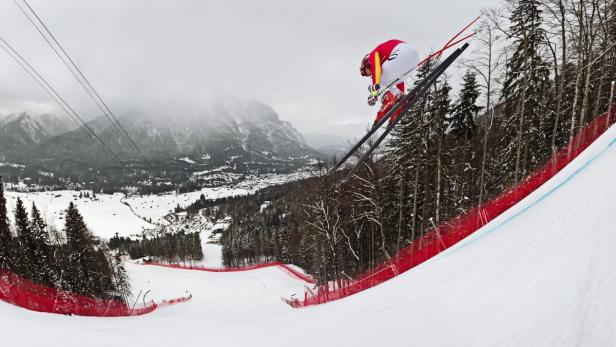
109;231;203;263
0;177;131;302
214;0;616;286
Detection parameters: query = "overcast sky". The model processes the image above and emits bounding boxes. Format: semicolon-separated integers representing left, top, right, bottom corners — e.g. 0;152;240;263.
0;0;497;138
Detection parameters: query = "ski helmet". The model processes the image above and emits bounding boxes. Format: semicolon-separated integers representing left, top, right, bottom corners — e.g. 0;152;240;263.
360;54;370;76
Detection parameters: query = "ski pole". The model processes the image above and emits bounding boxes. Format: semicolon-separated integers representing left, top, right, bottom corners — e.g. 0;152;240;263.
329;49;455;174
331;19;479;174
342;43;470;182
434;15;481;61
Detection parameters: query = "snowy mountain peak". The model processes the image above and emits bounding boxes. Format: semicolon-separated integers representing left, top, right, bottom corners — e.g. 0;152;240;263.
0;112;72;157
33;98;316;163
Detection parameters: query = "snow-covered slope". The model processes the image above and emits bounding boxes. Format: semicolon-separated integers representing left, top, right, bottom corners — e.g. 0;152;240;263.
2;124;616;345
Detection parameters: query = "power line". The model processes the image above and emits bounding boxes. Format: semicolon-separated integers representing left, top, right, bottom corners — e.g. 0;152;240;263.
14;0;150;166
13;0;152;167
0;34;123;163
0;40;88;143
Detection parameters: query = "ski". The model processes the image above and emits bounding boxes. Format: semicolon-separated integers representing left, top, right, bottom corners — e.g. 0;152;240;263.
329;43;465;176
341;42;470;182
329;18;479;175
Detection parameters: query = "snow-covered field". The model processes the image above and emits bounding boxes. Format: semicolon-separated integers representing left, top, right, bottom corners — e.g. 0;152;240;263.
4;170;315;239
2;126;616;346
4;191;154;239
125;170;314;224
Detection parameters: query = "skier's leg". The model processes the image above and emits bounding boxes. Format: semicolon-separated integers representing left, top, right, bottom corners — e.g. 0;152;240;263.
388;82;407;125
375;91;398;124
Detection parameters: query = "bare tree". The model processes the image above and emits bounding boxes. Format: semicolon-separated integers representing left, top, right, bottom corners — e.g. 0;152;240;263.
462;12;504;205
304;197;343;287
540;0;572;152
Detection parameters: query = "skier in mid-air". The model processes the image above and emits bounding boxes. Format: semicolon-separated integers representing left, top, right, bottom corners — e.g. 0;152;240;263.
360;39;420;126
331;21;474;175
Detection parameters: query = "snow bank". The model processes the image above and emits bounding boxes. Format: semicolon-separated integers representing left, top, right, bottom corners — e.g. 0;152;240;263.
0;268;190;317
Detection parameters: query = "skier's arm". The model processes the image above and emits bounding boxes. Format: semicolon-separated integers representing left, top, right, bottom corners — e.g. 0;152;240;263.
370;51;382;87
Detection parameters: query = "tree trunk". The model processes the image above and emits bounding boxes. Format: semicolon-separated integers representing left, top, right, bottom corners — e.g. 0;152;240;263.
435;113;443;226
568;52;584;151
396;168;407;254
550;0;567;153
410;163;420;244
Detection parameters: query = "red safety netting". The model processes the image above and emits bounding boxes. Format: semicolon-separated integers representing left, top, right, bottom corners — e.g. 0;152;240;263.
0;268;192;316
143;261;316;284
287;105;616;308
156;295;193;308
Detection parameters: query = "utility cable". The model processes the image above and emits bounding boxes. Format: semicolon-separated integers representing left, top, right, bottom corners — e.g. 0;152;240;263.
0;34;123;163
14;0;152;166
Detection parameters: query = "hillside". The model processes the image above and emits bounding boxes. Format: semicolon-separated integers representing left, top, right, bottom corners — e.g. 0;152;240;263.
0;112;72;157
2;122;616;346
36;99;317;164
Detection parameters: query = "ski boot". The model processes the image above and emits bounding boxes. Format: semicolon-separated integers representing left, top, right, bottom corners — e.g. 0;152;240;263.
374;91;403;126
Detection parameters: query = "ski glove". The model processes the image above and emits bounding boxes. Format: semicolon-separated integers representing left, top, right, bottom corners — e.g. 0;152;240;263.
367;84;380;106
367;94;378;106
368;84;381;96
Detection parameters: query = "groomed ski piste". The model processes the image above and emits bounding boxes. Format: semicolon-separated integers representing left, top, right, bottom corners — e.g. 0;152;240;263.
2;111;616;346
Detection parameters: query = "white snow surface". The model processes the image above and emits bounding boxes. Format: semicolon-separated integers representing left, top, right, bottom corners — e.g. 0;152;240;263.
178;157;197;164
125;170;313;224
3;170;314;239
2;126;616;345
191;165;229;176
4;191;154;239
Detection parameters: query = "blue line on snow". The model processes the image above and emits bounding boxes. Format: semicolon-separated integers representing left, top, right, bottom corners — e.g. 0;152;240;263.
447;129;616;254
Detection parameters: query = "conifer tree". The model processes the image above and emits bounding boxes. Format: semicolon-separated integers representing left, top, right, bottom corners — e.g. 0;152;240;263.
388;58;437;166
192;232;204;261
30;203;58;286
500;0;551;184
0;177;14;271
98;243;131;303
450;70;482;140
385;59;437;244
431;79;452;225
112;252;131;302
14;197;34;278
64;202;97;295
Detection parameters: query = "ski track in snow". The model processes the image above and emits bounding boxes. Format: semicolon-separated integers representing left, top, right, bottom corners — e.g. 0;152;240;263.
3;127;616;345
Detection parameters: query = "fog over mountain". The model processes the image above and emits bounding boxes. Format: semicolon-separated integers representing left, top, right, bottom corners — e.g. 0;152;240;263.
0;112;73;156
1;98;318;166
0;0;492;139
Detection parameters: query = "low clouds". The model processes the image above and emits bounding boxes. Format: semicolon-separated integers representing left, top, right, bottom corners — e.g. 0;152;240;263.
0;0;493;137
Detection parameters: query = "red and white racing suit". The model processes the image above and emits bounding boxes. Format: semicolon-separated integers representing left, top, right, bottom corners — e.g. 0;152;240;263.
368;39;420;98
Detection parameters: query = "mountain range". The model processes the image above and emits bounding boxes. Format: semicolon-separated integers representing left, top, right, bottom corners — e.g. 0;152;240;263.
0;99;318;166
0;112;73;157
